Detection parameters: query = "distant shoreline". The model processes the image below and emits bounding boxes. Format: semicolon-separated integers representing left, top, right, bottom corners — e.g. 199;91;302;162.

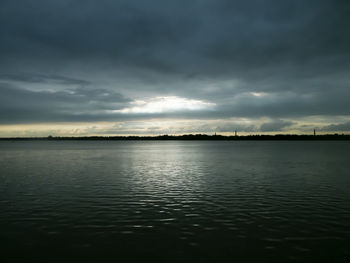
1;134;349;141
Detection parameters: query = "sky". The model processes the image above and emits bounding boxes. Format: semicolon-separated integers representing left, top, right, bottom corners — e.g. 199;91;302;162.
1;0;350;136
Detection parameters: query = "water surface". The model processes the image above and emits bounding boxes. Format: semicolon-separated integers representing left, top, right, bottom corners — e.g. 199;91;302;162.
1;141;350;262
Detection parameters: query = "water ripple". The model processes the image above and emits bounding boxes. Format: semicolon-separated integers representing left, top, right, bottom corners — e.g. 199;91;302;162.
1;141;350;262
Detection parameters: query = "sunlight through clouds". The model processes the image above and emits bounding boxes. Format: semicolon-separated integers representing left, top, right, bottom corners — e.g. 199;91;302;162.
114;96;215;114
1;0;350;135
250;92;268;97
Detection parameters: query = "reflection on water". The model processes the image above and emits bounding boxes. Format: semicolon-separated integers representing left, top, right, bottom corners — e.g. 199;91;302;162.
1;141;350;262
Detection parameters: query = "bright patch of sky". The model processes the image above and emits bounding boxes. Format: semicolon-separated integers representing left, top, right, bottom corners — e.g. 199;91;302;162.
114;96;215;114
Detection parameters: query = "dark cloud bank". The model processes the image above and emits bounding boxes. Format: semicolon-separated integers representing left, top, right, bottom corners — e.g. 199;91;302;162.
0;0;349;133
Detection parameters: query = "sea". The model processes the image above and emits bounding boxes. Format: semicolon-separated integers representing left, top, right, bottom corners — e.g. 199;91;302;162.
1;140;349;262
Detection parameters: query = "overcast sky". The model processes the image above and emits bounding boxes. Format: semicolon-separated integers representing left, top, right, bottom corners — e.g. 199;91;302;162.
1;0;349;136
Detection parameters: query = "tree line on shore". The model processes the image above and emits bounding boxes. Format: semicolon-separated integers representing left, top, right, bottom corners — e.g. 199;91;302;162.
1;133;349;140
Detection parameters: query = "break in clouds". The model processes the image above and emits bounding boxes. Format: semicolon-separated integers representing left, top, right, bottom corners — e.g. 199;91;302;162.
0;0;350;136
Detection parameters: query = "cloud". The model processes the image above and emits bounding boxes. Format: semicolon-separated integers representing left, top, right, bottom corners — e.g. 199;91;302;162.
0;83;130;124
260;120;294;132
0;73;90;86
115;96;215;114
320;122;350;132
0;0;350;133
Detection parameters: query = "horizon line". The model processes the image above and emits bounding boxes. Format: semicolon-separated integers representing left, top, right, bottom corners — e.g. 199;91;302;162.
1;133;349;141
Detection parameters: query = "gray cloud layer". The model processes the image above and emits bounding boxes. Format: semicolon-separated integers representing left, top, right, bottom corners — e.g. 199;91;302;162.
0;0;349;132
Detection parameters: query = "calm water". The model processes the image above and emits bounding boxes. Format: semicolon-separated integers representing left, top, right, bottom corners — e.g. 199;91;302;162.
1;141;350;262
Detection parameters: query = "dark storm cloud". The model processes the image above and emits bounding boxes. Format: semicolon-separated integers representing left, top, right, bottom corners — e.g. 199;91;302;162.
321;122;350;132
0;82;129;123
0;73;90;86
0;0;349;128
260;120;294;132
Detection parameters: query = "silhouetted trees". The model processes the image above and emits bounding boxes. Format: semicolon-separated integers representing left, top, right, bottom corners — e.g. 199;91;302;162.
0;134;349;141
